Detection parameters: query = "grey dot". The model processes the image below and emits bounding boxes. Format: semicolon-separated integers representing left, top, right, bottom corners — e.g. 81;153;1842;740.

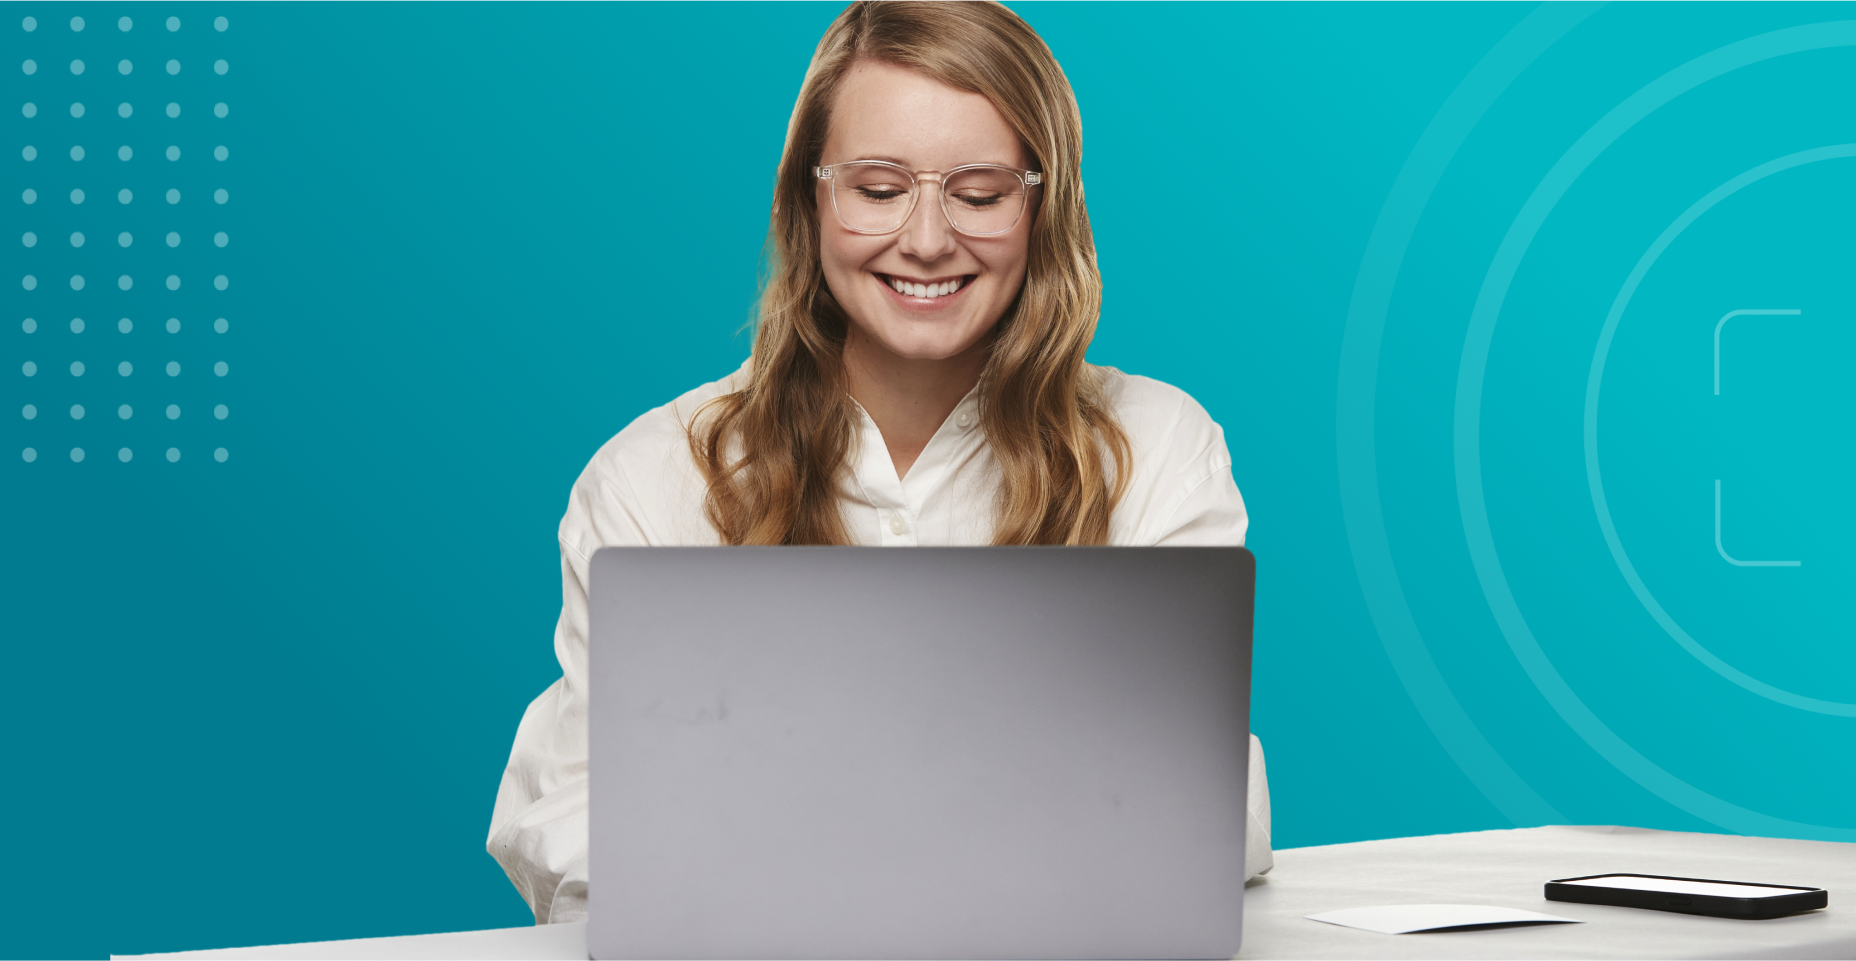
21;145;35;161
118;59;132;75
166;60;180;75
166;448;180;462
213;188;229;204
70;447;84;463
69;275;84;290
214;318;228;333
166;231;180;247
22;404;36;420
214;448;228;463
214;404;227;419
23;318;36;333
70;360;84;376
214;361;228;377
166;361;180;377
166;275;180;290
118;447;132;462
22;102;37;118
118;404;132;419
22;232;35;247
70;59;84;75
166;103;180;120
118;360;132;376
22;448;37;463
69;317;83;333
165;404;180;419
22;360;37;376
166;318;180;333
214;102;228;119
214;60;228;75
118;188;132;204
69;231;85;248
118;274;132;290
165;188;180;204
70;16;84;32
22;188;37;204
69;102;84;118
69;188;84;204
213;275;228;291
22;275;36;290
119;17;132;32
118;102;132;118
166;16;180;32
70;403;84;420
117;145;131;161
117;317;132;333
69;145;84;161
213;145;228;161
23;17;37;32
22;59;36;75
118;232;132;247
215;16;228;31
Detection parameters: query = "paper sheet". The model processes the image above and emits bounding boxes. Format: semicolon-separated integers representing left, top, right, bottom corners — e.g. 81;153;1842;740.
1306;904;1584;935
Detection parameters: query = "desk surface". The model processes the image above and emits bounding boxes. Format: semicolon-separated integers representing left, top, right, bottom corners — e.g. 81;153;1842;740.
121;825;1853;960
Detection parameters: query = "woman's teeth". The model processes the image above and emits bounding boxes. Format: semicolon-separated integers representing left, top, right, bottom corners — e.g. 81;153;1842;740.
890;277;963;298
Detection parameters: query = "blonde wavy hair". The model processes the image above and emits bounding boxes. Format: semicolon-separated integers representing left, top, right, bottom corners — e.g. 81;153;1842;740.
689;0;1129;545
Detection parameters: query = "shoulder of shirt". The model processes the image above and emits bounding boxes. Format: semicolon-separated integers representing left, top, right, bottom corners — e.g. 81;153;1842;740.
1093;365;1220;444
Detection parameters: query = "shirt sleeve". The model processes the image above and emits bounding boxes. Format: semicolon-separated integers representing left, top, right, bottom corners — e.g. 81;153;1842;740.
486;456;653;924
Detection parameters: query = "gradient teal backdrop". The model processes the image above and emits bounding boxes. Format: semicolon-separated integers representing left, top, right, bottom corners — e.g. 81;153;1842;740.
4;3;1853;958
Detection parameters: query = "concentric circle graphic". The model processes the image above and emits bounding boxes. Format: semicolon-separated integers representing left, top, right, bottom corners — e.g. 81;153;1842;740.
1343;12;1856;840
1453;20;1856;840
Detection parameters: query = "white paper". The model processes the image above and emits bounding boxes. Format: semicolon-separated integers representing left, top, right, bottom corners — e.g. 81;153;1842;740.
1306;904;1585;935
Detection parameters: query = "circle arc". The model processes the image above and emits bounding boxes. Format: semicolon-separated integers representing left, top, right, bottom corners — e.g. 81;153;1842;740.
1454;22;1856;839
1336;2;1601;827
1586;145;1856;717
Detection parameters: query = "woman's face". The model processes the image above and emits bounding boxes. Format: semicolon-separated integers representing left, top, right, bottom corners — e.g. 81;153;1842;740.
817;61;1034;363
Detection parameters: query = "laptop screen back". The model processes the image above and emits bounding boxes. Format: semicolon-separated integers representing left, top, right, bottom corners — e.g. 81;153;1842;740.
588;546;1254;960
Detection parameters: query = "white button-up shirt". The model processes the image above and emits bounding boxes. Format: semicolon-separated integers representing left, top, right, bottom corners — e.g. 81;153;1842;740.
488;363;1273;924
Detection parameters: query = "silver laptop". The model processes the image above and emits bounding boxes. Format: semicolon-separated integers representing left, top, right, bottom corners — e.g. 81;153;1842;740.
587;547;1255;960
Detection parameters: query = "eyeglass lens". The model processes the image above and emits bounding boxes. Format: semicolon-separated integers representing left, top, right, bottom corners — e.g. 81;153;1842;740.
830;163;1027;234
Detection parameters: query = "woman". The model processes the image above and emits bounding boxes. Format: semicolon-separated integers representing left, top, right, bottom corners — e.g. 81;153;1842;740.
488;0;1271;924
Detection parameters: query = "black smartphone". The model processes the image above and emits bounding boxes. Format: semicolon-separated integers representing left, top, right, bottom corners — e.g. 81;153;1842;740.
1546;873;1827;919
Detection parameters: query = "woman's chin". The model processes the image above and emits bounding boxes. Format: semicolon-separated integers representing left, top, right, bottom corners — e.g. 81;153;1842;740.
857;321;992;364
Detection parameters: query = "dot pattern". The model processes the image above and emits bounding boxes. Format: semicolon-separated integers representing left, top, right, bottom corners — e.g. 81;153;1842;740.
13;13;239;470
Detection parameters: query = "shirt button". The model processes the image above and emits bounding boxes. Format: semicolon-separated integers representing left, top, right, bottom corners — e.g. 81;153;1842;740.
955;412;971;428
889;513;908;535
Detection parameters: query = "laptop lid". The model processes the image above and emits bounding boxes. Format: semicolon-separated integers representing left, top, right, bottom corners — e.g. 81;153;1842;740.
587;546;1254;960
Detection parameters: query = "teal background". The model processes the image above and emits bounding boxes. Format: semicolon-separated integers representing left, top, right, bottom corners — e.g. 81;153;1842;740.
4;3;1853;957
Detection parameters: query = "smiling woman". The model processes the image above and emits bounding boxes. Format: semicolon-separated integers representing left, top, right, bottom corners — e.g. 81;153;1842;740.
487;0;1270;925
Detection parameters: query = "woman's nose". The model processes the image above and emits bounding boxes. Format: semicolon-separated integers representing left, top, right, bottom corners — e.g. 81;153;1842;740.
896;182;959;261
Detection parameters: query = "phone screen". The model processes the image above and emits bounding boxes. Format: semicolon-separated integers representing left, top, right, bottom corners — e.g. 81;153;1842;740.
1560;875;1805;899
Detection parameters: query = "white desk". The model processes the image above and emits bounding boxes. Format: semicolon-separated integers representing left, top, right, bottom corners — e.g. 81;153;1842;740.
122;825;1853;960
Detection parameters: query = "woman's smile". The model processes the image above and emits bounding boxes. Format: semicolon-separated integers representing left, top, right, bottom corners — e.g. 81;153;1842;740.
875;272;975;308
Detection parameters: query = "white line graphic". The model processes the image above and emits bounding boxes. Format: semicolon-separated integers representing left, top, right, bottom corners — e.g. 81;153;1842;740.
1713;479;1800;568
1713;308;1801;395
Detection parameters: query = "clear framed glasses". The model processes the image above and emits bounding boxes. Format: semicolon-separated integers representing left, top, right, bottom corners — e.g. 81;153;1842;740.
814;160;1044;236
